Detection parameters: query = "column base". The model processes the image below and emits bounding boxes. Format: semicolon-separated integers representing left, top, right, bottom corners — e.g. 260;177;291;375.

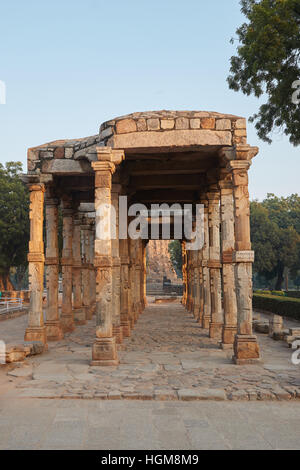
222;325;237;346
202;316;211;329
84;305;93;321
121;318;131;337
91;337;119;366
24;326;47;345
61;314;75;333
193;304;200;319
73;308;86;325
45;321;64;341
112;325;123;344
209;322;223;340
232;334;260;365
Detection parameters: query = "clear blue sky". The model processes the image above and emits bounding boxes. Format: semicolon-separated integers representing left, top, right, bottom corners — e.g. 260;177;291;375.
0;0;299;200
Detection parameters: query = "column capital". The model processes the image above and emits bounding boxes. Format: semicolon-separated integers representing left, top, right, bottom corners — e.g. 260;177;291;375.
29;183;45;192
227;160;251;172
96;147;125;165
92;160;116;173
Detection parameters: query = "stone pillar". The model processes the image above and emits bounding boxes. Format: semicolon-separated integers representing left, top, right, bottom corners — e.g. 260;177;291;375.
61;197;75;333
228;159;260;364
24;183;47;344
201;198;211;329
181;241;187;306
220;176;238;347
91;158;118;366
139;240;145;312
135;239;142;317
193;244;200;319
142;242;147;308
111;184;122;344
128;239;135;328
207;190;223;339
89;221;96;316
120;238;131;337
72;213;86;325
81;218;92;320
45;190;63;341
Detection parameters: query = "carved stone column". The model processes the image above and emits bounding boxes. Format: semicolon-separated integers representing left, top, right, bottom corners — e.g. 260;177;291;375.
81;218;92;320
208;189;223;340
135;239;142;317
120;238;131;337
201;198;211;329
91;155;118;366
89;220;96;316
24;183;47;344
61;197;75;333
72;213;86;325
228;158;260;364
181;241;187;306
128;239;135;328
139;240;145;312
111;184;122;344
45;190;63;341
193;247;200;319
220;175;237;347
142;241;147;309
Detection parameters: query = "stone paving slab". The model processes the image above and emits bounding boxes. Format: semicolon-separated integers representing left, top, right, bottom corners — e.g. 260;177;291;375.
1;398;300;449
1;302;300;401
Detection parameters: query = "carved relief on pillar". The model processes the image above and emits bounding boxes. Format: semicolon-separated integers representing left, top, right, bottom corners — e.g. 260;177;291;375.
72;214;86;325
207;189;223;340
227;157;260;363
44;189;63;341
111;184;122;344
200;199;211;329
219;174;237;347
91;153;120;366
60;198;75;333
25;183;47;345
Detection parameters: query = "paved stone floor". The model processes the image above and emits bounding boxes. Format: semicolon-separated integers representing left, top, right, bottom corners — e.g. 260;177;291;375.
1;398;300;449
1;300;300;401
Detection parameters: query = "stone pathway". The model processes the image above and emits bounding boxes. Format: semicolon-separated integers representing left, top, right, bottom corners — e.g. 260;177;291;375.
1;301;300;401
1;398;300;449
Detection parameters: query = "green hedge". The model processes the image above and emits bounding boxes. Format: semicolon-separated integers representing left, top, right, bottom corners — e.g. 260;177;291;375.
285;291;300;299
253;294;300;320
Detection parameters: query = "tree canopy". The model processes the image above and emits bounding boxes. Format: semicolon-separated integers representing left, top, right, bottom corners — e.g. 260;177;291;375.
0;162;29;290
168;240;183;278
228;0;300;144
251;193;300;289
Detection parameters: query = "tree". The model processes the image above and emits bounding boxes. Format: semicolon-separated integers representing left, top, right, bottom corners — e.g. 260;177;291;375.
250;194;300;290
0;162;29;290
228;0;300;144
168;240;183;278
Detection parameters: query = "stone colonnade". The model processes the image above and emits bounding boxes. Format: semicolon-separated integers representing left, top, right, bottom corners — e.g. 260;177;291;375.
23;153;147;366
23;136;259;366
183;158;260;364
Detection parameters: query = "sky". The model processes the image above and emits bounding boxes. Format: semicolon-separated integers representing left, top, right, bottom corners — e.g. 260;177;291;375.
0;0;299;200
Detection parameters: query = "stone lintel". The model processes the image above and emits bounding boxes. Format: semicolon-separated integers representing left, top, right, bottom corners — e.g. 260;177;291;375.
109;129;232;150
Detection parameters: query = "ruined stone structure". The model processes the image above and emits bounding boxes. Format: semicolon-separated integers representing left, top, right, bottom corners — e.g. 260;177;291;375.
22;110;260;365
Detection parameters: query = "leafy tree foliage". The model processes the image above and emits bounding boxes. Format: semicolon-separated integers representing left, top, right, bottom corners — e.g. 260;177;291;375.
251;193;300;290
0;162;29;290
228;0;300;144
168;240;183;278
